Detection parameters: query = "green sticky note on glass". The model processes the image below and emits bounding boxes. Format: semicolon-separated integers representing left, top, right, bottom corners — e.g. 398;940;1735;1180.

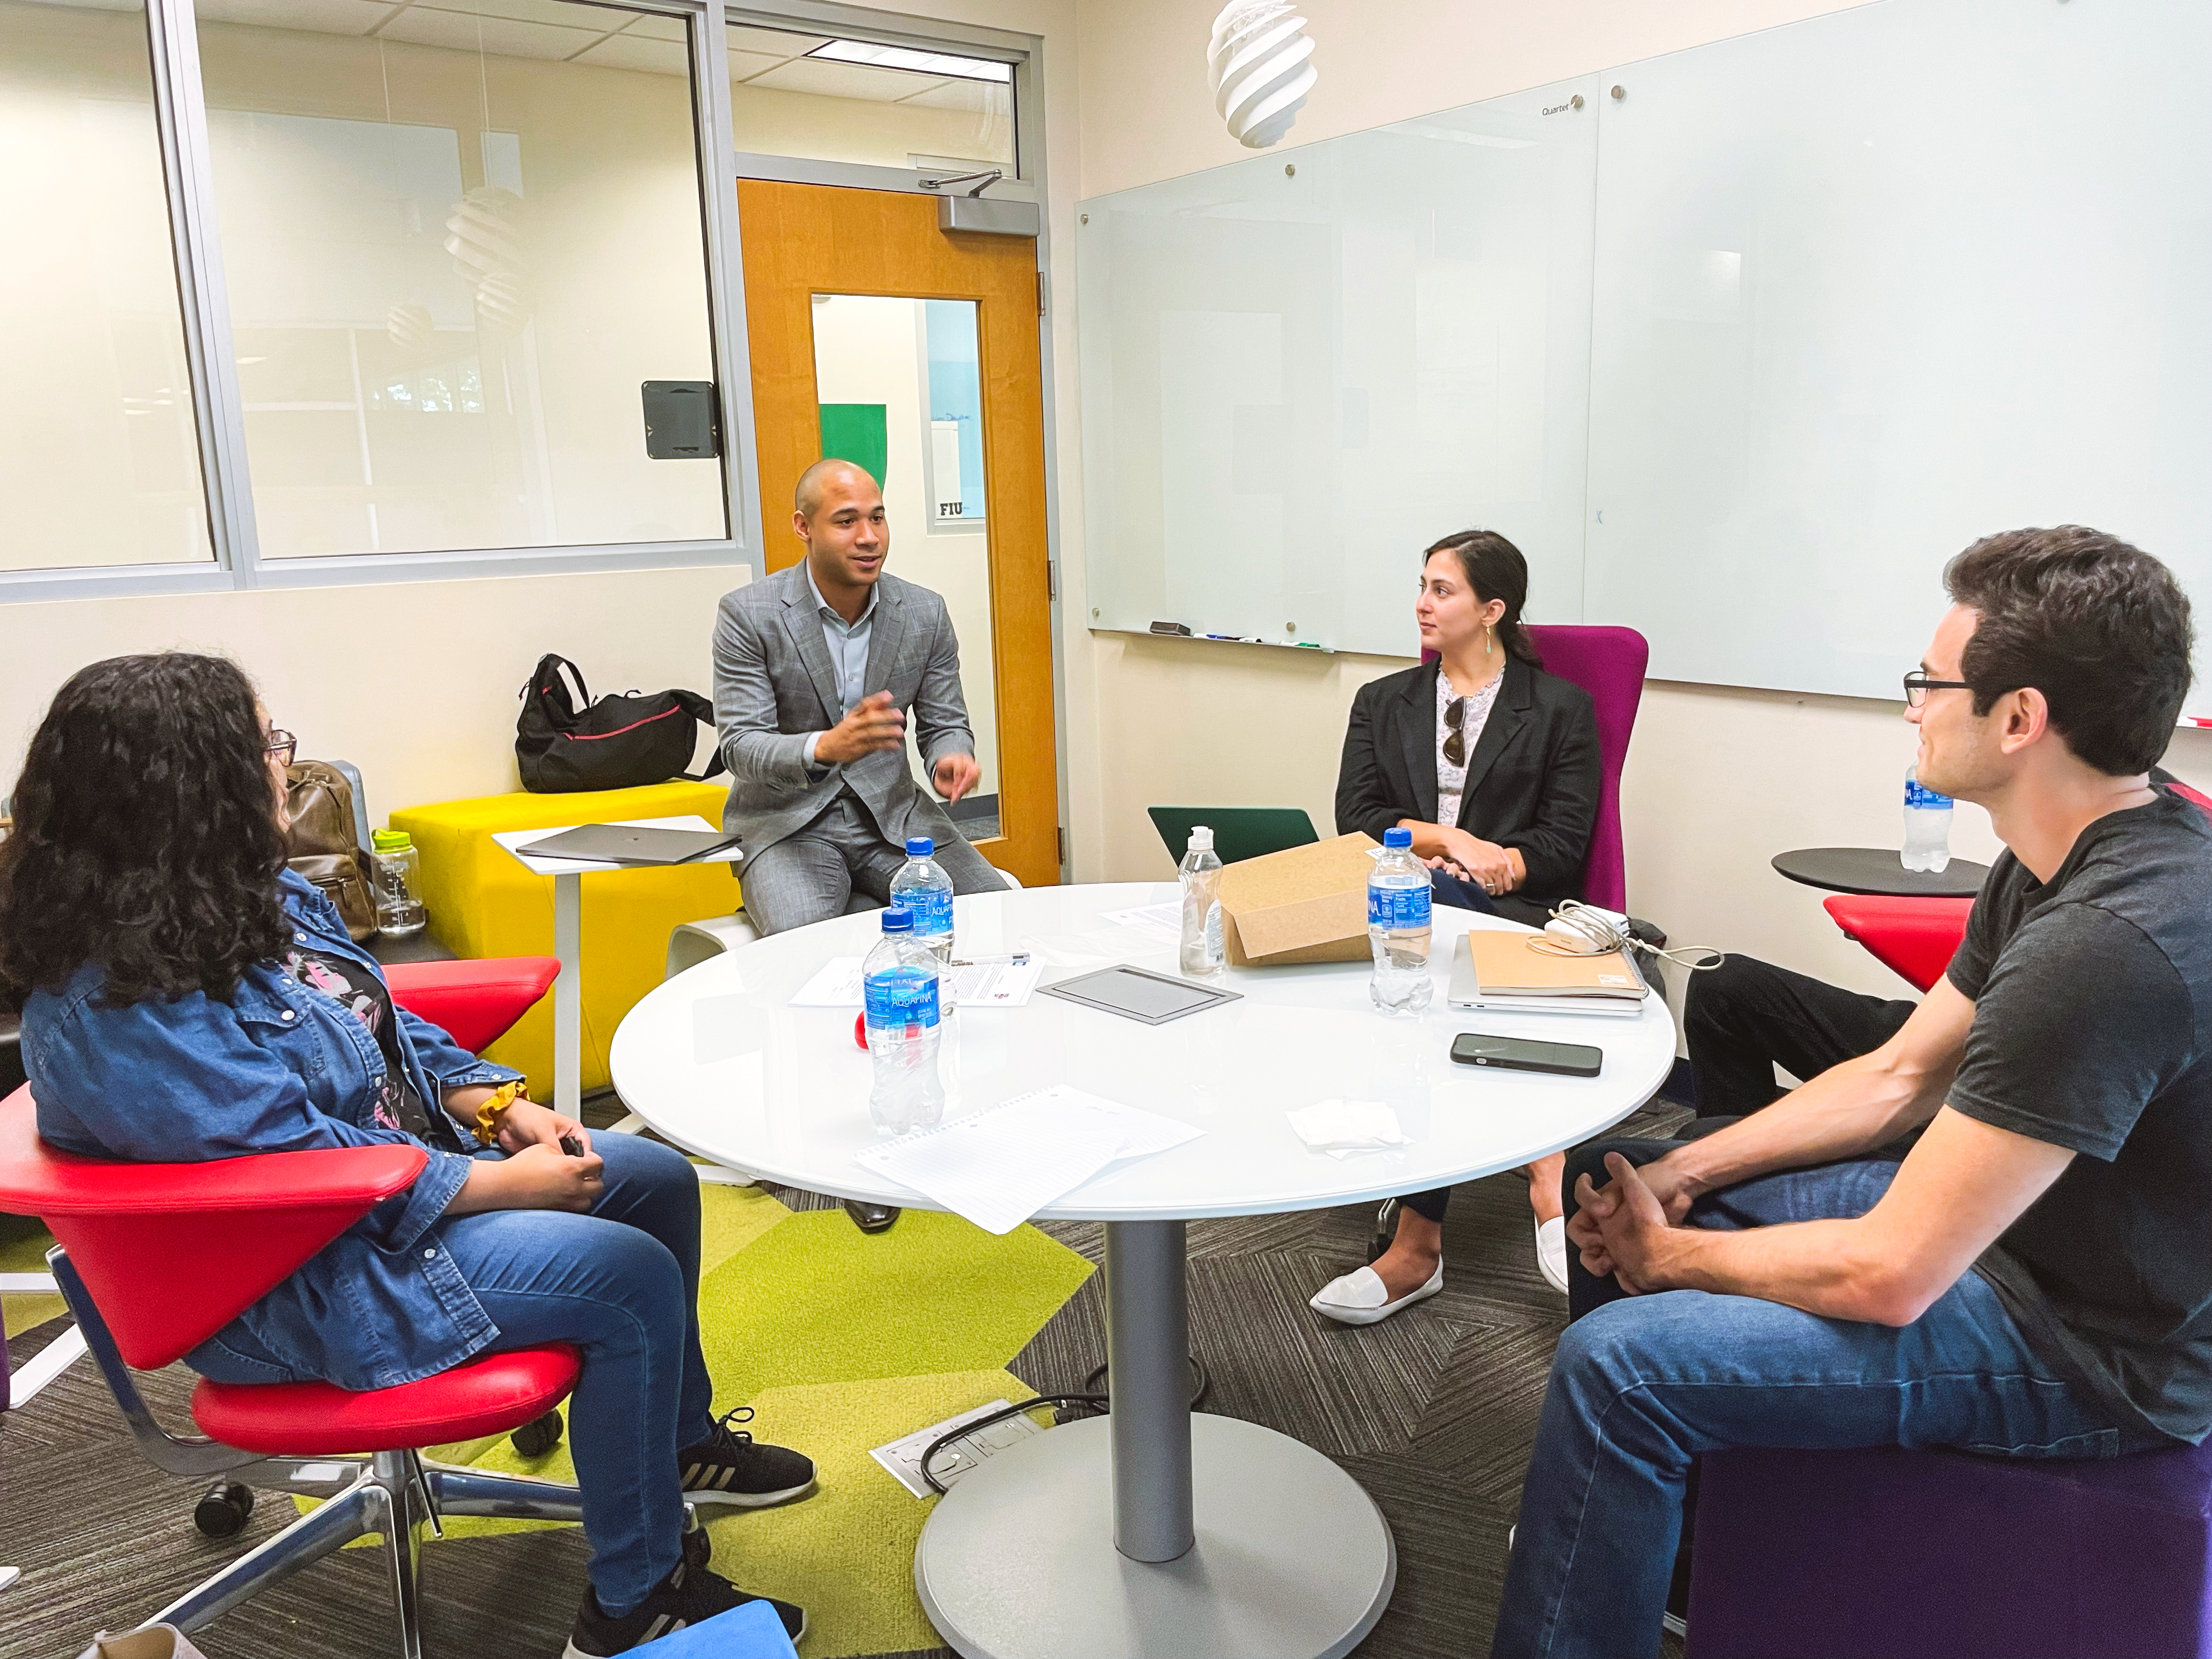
817;403;888;489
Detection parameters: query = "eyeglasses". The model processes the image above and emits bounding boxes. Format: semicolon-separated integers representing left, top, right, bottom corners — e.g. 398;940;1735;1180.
1901;673;1972;709
264;729;298;766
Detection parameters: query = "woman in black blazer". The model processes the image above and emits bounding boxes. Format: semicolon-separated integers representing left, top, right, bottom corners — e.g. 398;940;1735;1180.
1310;530;1600;1327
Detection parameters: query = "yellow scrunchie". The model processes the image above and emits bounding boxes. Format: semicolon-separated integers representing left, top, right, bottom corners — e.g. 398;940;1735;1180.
472;1081;528;1146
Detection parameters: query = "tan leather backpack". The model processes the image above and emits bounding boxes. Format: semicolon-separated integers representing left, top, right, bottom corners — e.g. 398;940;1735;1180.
283;761;376;941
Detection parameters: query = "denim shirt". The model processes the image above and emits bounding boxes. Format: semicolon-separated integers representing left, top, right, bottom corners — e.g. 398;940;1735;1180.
20;872;522;1390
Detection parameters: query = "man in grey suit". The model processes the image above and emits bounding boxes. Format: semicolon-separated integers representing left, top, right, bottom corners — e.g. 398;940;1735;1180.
713;455;1005;936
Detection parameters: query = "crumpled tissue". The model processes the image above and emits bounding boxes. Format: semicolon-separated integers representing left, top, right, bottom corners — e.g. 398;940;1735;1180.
1285;1098;1413;1159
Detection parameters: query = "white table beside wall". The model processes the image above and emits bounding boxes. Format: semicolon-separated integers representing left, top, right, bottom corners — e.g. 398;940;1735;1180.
611;882;1675;1659
490;815;743;1121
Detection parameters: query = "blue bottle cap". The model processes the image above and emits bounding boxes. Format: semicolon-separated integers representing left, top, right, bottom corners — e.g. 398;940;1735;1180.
1383;827;1413;849
906;837;935;857
881;906;913;933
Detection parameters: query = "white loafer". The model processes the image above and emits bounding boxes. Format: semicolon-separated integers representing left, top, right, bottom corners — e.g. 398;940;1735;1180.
1536;1216;1571;1295
1309;1261;1444;1326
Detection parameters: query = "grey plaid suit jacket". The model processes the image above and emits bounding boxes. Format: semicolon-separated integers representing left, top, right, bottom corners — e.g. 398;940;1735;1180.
710;563;977;863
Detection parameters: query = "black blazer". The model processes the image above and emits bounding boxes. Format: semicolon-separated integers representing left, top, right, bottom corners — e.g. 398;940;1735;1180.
1334;654;1601;927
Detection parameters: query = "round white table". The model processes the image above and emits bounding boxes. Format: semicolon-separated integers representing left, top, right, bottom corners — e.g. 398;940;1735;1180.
612;882;1675;1659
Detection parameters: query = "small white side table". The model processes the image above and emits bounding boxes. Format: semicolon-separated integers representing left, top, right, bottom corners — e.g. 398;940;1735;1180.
490;815;744;1120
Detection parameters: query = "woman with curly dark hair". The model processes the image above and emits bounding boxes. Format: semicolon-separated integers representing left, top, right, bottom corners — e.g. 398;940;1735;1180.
1;653;812;1656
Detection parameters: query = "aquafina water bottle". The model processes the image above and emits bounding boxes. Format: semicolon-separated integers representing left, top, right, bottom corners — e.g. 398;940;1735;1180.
863;906;945;1137
889;836;957;1011
1368;827;1434;1014
1901;765;1954;873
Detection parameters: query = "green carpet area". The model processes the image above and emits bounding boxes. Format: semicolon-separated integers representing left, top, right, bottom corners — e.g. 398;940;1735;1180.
413;1180;1095;1657
1;1221;65;1337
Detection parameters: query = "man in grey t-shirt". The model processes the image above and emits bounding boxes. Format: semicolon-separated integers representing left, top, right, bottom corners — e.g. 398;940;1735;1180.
1494;526;2207;1658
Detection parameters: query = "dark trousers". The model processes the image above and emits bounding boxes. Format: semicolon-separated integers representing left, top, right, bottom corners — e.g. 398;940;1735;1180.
1684;953;1917;1118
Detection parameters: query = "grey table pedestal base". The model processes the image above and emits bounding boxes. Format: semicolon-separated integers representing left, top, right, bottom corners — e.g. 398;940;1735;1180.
913;1220;1396;1659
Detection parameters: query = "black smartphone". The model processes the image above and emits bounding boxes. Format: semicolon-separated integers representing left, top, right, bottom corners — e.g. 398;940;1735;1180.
559;1133;586;1158
1449;1031;1602;1079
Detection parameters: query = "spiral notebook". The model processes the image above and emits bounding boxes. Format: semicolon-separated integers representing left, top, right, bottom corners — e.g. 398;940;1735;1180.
853;1085;1204;1234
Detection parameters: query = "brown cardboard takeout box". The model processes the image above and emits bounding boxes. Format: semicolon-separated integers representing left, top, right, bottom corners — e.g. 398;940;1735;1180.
1216;831;1381;968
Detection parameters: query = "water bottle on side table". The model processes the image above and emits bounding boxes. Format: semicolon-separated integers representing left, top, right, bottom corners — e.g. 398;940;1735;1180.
1368;826;1434;1014
370;829;426;938
1902;765;1955;873
1178;826;1224;977
889;836;957;1011
863;906;945;1137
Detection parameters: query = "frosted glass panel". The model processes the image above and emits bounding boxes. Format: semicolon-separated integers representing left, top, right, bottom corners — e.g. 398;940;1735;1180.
1078;78;1597;656
1583;0;2212;713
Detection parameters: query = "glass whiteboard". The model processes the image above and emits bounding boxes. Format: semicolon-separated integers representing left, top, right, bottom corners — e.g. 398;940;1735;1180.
1080;0;2212;721
1076;77;1599;657
1582;0;2212;713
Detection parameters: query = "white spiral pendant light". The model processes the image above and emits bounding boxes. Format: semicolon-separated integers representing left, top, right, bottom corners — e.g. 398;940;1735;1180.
442;187;531;337
1207;0;1317;150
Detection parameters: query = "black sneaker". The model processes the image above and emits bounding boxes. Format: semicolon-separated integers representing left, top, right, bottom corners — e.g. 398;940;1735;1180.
563;1526;805;1656
678;1406;817;1508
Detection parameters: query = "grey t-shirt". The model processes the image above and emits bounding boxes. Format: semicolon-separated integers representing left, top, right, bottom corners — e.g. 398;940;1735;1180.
1946;788;2212;1446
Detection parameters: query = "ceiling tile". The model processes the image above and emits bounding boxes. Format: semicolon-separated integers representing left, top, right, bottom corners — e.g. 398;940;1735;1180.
573;30;686;72
898;78;1007;114
744;55;946;103
617;12;683;40
193;0;392;32
726;48;788;83
377;6;602;59
725;24;827;58
399;0;617;31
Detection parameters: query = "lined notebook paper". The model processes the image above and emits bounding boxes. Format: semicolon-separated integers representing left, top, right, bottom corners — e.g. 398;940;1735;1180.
853;1085;1204;1233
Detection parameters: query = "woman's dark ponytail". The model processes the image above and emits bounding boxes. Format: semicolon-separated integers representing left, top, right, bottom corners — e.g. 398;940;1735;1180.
1425;529;1543;667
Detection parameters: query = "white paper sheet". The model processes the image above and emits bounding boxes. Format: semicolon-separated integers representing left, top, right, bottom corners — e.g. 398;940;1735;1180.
1100;901;1182;935
1285;1097;1414;1159
854;1085;1205;1233
790;956;1043;1008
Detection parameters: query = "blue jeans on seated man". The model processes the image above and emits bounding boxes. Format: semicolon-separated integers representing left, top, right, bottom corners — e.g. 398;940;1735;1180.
192;1131;714;1618
1490;1142;2133;1659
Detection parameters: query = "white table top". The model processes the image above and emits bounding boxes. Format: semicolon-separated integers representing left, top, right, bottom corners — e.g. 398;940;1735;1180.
610;882;1676;1222
492;815;744;877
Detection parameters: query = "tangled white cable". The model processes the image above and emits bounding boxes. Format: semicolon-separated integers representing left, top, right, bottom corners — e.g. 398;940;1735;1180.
1206;0;1317;151
1532;901;1725;972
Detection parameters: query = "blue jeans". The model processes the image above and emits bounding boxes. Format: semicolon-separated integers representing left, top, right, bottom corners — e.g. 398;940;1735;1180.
196;1132;715;1617
1491;1155;2127;1659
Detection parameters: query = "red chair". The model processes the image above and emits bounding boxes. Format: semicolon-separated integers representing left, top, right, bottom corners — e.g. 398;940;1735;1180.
0;956;577;1656
1824;778;2212;992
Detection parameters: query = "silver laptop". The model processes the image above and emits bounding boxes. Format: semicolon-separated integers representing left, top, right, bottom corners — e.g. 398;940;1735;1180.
1444;933;1646;1018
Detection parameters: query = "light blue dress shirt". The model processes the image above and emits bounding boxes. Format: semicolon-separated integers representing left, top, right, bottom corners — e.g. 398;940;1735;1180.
802;563;879;772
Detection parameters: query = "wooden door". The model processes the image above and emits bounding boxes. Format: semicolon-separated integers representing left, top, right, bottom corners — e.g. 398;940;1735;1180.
737;179;1058;888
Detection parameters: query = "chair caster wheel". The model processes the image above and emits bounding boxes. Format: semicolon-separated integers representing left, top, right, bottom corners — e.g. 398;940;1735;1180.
194;1480;255;1538
510;1408;564;1458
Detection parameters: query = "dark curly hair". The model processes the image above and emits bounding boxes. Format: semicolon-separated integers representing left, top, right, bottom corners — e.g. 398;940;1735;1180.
1425;530;1544;667
1944;526;2194;776
0;653;292;1009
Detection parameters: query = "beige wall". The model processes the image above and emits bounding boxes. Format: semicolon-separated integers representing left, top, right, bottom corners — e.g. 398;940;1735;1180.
1058;0;2212;1010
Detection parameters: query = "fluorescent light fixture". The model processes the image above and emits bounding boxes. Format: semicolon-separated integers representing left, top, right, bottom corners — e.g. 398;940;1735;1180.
806;38;1011;83
236;355;268;365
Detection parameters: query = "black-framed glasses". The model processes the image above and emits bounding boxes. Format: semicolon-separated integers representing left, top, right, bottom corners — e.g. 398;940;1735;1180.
1443;697;1468;766
264;729;298;766
1901;673;1972;709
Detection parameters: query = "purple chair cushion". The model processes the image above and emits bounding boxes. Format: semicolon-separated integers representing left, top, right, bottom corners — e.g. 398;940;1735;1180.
1426;627;1649;912
1687;1441;2212;1658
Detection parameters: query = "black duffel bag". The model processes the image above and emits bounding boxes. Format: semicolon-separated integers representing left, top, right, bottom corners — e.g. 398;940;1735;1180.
516;653;727;793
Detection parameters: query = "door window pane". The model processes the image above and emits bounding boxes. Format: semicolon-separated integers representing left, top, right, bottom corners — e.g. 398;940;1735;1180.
729;24;1014;175
2;0;212;573
811;294;999;842
195;0;726;558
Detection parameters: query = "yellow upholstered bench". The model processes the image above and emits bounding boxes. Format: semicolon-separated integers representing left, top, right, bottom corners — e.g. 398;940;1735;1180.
389;782;741;1099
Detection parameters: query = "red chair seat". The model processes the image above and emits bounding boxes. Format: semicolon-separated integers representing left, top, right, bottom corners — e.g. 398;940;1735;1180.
1822;894;1975;993
190;1342;580;1455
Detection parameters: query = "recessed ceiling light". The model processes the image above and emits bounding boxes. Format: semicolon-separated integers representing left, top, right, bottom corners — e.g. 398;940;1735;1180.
806;38;1010;83
236;356;268;365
